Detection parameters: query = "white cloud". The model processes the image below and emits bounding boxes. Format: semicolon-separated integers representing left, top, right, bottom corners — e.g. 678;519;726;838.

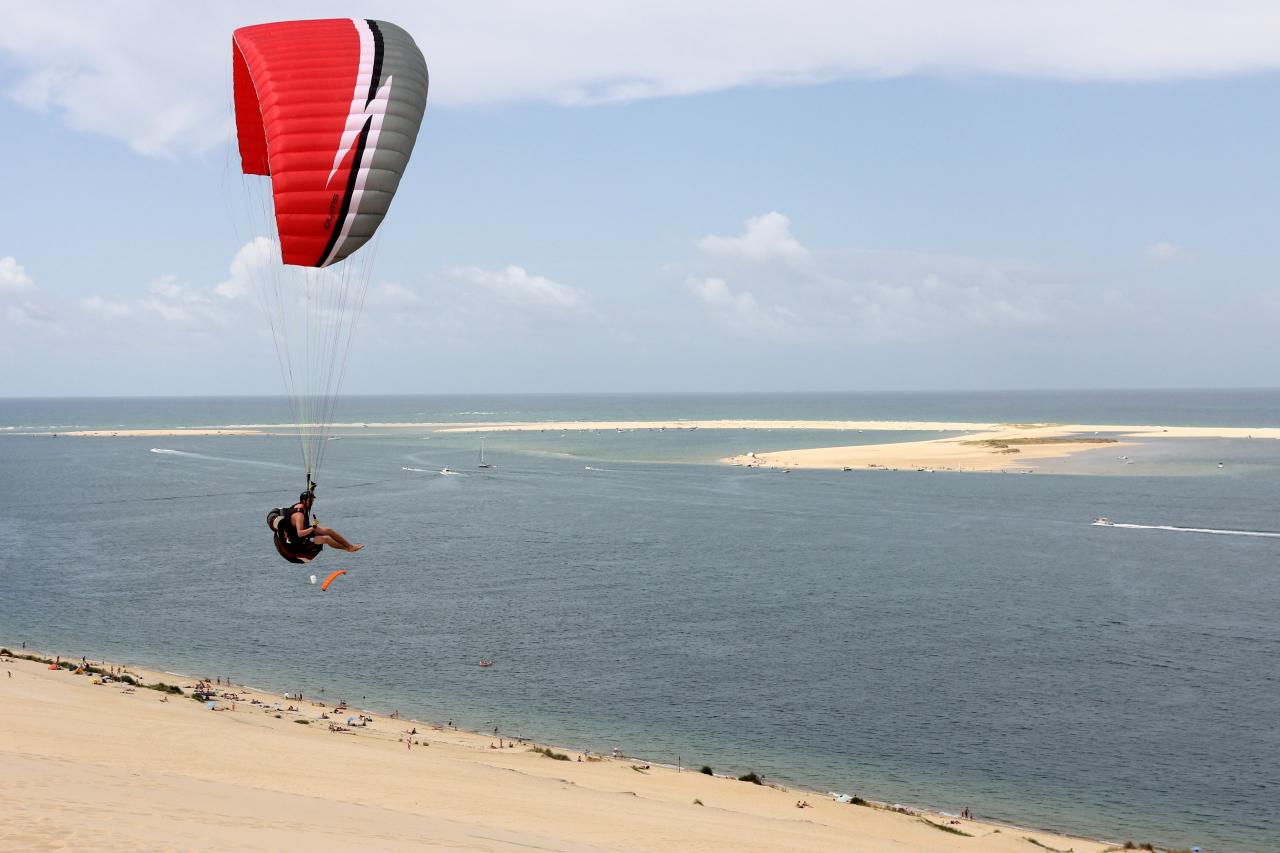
0;256;36;295
1258;289;1280;312
0;6;228;157
1145;241;1186;263
78;295;134;319
698;212;812;267
6;3;1280;157
214;237;276;300
209;243;578;346
449;264;583;308
140;275;223;325
0;256;58;329
858;273;1052;338
78;274;229;327
688;276;794;337
5;301;55;328
686;214;1059;342
366;281;422;311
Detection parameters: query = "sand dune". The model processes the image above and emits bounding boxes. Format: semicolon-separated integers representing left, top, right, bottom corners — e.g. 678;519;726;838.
1;653;1114;852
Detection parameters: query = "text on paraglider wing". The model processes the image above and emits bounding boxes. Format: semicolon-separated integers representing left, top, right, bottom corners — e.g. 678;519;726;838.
323;192;341;231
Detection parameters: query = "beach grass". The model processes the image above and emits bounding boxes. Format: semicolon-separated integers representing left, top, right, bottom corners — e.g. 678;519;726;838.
529;745;571;761
921;817;972;836
962;437;1119;447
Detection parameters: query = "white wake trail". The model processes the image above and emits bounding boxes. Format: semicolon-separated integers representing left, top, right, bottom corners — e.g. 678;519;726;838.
1098;521;1280;539
150;448;293;470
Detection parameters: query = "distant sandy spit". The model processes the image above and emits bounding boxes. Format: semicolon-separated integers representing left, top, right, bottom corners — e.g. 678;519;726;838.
0;651;1116;853
438;420;1006;433
29;428;270;437
723;423;1280;473
19;418;1280;449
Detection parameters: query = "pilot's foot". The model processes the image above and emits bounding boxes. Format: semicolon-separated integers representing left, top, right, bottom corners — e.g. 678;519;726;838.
349;544;365;552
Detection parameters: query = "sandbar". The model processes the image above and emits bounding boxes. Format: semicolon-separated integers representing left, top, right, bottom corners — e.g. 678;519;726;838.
41;428;269;437
17;420;1280;477
723;423;1280;473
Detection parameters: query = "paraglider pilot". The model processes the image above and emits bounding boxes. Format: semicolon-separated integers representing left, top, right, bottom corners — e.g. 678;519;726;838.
270;490;363;563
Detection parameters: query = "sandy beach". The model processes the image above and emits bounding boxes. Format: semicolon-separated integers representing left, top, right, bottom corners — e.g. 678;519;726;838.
0;649;1122;852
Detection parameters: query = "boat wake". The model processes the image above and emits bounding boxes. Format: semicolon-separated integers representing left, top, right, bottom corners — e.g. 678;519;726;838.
150;448;291;469
1095;520;1280;539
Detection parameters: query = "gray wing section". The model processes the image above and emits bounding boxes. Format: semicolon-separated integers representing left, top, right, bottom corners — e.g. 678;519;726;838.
328;20;429;266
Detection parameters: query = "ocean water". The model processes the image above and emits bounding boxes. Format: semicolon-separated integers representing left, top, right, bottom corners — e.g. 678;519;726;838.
1;391;1277;852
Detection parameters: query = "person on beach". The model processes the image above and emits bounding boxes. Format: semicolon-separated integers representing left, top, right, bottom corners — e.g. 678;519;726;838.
270;490;363;563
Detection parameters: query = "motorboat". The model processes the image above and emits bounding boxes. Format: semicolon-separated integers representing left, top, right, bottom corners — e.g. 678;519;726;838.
1093;517;1114;526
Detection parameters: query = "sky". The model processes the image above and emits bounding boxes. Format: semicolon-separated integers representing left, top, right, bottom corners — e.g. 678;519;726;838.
2;1;1280;396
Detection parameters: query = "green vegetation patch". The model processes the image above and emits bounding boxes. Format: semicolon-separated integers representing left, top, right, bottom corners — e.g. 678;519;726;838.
10;653;49;664
147;682;183;695
963;437;1118;448
529;746;571;761
921;817;972;836
736;771;763;785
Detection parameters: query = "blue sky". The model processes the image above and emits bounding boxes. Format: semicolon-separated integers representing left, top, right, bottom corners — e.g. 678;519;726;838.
2;2;1279;396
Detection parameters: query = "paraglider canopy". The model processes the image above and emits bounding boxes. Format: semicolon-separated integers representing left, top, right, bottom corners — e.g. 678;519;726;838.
232;18;429;267
320;570;348;591
230;17;428;487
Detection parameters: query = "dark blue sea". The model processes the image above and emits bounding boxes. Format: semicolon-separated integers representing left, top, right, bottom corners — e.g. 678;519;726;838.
2;391;1277;852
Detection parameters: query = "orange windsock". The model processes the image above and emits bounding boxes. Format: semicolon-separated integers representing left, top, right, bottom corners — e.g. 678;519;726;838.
320;570;348;591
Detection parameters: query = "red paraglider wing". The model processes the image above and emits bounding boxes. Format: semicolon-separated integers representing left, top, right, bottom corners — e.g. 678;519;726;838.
320;570;348;592
232;18;428;267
